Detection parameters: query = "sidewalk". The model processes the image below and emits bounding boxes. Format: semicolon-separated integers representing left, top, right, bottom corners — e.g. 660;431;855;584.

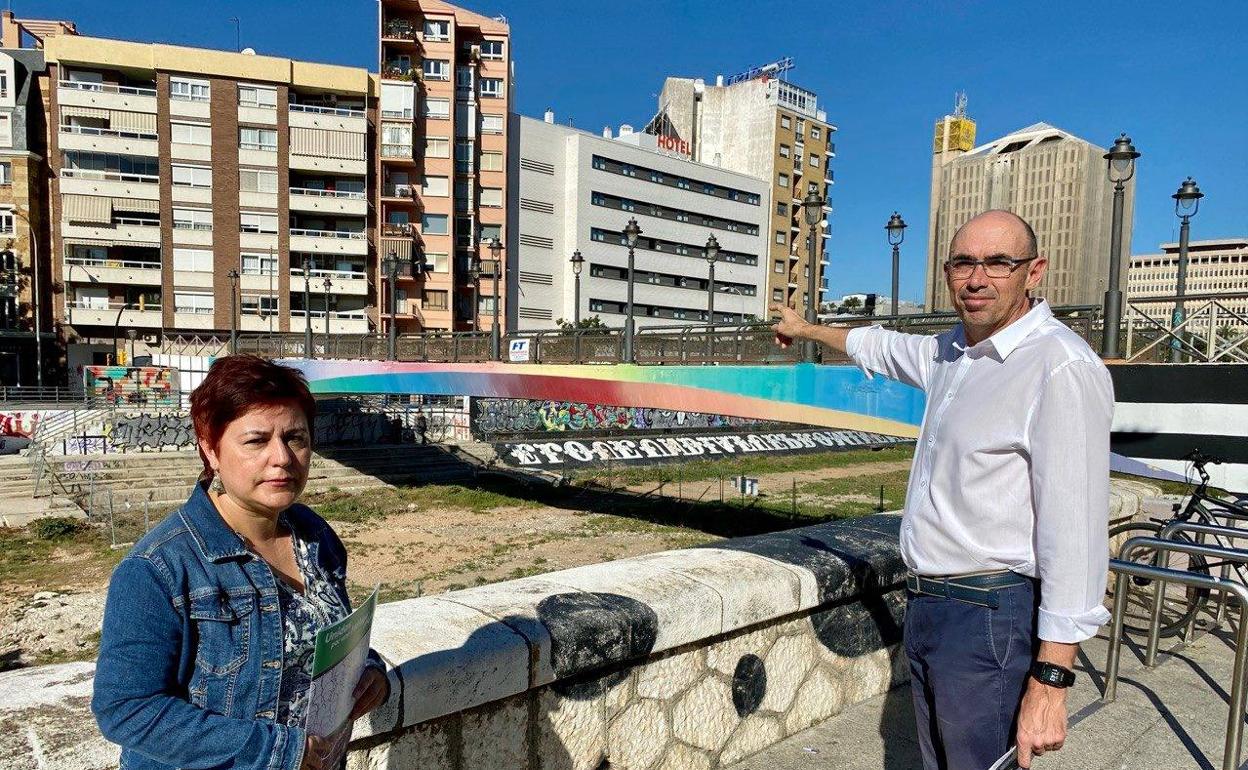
727;625;1243;769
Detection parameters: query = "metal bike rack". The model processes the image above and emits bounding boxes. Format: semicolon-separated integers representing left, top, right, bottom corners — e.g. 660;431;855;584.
1106;537;1248;770
1158;521;1248;642
1108;534;1248;768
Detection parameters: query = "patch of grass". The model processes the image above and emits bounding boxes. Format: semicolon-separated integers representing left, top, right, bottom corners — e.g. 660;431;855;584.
0;524;124;592
33;517;86;541
395;482;543;513
573;445;914;486
1110;471;1230;500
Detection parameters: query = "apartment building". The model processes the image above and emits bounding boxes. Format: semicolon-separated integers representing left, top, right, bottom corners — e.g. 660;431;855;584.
925;108;1135;311
0;46;51;385
508;113;769;330
377;0;510;333
42;35;374;366
1128;238;1248;331
650;68;835;312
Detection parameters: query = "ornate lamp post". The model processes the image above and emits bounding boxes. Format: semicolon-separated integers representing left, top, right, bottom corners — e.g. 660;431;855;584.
1170;177;1204;363
570;249;585;363
622;217;642;363
468;255;482;333
321;276;333;356
489;236;503;361
227;268;240;354
384;250;399;360
703;234;720;359
801;190;825;363
302;254;313;358
885;212;907;323
1100;133;1141;358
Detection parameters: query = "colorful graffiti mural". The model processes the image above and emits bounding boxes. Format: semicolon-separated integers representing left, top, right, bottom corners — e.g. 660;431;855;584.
283;361;926;438
0;411;41;438
473;398;770;436
83;366;178;406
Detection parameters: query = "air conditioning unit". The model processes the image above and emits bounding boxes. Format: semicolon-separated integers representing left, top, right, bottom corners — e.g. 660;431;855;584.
142;334;159;345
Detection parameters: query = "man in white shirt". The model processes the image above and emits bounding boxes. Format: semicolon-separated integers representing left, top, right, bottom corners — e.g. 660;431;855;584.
773;210;1113;769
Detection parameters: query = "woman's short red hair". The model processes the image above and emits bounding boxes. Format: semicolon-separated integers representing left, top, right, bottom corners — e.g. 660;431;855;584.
190;355;316;474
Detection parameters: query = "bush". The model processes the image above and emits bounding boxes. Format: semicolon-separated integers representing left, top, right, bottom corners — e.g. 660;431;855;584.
33;516;85;541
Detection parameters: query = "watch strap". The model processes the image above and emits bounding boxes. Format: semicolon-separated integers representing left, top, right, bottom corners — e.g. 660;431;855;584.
1030;661;1075;688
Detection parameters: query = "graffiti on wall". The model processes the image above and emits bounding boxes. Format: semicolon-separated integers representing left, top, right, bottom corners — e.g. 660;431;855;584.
473;398;771;437
84;366;178;406
0;411;41;437
107;414;196;450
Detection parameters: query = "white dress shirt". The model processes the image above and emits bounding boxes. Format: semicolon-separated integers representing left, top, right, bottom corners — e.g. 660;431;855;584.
846;299;1114;643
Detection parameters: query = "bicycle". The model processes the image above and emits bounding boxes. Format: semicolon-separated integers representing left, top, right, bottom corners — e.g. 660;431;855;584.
1107;451;1248;637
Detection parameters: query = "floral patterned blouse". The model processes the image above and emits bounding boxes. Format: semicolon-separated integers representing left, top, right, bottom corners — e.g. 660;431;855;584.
270;512;352;727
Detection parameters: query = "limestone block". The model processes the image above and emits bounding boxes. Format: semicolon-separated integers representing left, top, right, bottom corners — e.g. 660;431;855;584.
783;667;844;734
758;633;813;713
603;668;636;721
840;648;895;706
462;697;530;770
538;688;608;770
437;577;581;687
607;699;670;770
671;677;737;752
717;714;782;766
371;597;531;728
350;667;404;739
706;624;777;676
655;743;712;770
628;548;804;632
347;719;452;770
635;646;705;701
542;560;722;658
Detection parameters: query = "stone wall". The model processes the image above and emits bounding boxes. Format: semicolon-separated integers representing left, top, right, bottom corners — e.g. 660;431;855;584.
347;515;909;769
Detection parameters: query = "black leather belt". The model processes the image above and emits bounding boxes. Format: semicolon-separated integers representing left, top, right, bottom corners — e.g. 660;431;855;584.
905;571;1031;609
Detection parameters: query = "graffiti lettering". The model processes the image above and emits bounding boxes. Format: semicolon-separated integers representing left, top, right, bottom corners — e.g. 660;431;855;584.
0;411;41;437
84;366;178;406
473;398;770;437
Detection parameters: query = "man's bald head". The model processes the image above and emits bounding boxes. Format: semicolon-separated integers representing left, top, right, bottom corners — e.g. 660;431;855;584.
949;210;1038;261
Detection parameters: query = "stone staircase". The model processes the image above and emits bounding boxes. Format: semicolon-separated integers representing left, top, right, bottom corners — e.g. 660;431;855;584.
0;442;500;527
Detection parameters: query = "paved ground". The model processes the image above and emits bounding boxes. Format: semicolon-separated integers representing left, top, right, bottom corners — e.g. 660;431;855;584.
727;624;1246;770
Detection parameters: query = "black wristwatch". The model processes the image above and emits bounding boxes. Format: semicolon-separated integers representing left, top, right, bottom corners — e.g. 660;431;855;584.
1030;661;1076;688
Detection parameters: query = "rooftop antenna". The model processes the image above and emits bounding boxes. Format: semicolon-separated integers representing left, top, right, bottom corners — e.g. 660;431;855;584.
228;17;240;52
954;91;967;118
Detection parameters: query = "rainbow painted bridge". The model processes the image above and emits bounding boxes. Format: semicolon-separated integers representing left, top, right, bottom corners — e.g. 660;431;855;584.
284;360;925;438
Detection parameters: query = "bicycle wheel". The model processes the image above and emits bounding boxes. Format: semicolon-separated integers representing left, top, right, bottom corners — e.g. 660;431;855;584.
1107;521;1211;638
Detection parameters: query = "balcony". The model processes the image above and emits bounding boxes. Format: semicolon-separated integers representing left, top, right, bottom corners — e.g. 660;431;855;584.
288;103;368;134
64;300;163;328
289;228;368;255
62;217;162;245
381;143;414;160
64;256;162;287
289;309;369;335
289;187;368;216
59;168;160;201
290;266;368;296
381;222;416;238
58;80;157;115
59;124;158;157
381;19;420;42
381;65;419;83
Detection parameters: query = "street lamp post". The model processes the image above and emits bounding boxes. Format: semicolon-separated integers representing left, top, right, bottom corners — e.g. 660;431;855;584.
885;212;907;324
622;217;642;363
1170;177;1204;363
570;250;584;363
302;254;313;358
703;234;720;360
384;250;399;360
801;190;825;363
126;328;137;366
227;269;240;354
321;276;333;356
489;237;503;361
468;256;481;334
1100;133;1141;359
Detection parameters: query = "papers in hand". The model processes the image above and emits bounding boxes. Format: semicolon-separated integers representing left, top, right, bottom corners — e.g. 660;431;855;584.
988;746;1019;770
305;587;379;765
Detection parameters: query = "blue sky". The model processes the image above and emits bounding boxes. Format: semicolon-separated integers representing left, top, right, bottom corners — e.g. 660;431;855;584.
32;0;1247;304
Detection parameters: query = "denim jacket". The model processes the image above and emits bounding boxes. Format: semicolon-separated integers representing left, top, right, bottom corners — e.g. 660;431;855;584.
92;482;386;770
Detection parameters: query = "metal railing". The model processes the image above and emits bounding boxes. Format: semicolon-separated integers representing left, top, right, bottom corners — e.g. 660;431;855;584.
58;79;157;97
0;386;87;405
290;267;367;280
289;228;367;240
1105;537;1248;770
61;168;158;184
61;124;158;141
289;103;365;118
290;187;367;200
1124;292;1248;363
65;256;161;270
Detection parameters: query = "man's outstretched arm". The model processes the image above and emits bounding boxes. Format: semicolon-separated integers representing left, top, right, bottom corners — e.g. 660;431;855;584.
771;304;851;354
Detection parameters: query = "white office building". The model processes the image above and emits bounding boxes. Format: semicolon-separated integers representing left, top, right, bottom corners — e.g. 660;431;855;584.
506;112;770;330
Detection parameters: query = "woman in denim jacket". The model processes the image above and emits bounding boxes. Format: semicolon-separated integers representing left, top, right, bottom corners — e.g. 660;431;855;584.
92;355;389;770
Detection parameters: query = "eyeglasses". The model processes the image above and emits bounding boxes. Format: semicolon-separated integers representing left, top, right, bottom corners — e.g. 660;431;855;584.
944;255;1037;280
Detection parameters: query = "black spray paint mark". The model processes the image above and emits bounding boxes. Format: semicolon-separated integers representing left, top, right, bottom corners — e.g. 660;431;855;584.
732;654;767;717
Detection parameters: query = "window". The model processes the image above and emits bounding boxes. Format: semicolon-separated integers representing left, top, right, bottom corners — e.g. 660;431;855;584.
480;151;503;171
170;78;210;102
423;19;450;41
456;67;474;90
774;260;785;274
775;232;787;245
422;98;450;119
479;78;504;98
780;114;791;130
481;114;504;134
171;121;211;145
381;122;413;157
172;208;212;230
241;252;278;275
380;82;415;119
480;40;504;59
421;176;449;197
239;127;277;151
454;140;473;173
239;168;279;193
811;126;822;141
241;295;279;315
796;118;805;134
238;84;277;108
421;214;449;235
810;154;820;168
772;288;784;302
173;247;213;272
426;252;449;273
779;144;790;158
480;188;502;207
422;289;448;310
478;295;496;312
423;59;450;81
172;164;212;188
777;173;789;188
0;209;13;235
0;162;10;185
479;224;501;242
240;212;278;233
426;136;450;158
174;292;214;314
776;202;787;216
0;114;10;147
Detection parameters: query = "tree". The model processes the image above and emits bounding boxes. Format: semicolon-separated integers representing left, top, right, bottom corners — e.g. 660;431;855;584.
555;315;606;332
843;296;862;311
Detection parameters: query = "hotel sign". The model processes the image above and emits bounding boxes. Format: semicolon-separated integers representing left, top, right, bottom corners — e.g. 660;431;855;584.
655;133;691;157
724;57;795;86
